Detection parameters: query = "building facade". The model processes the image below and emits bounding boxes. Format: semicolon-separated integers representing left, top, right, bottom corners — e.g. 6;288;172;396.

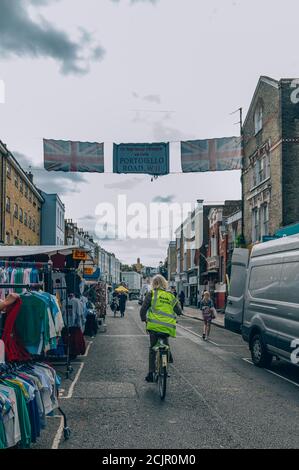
0;141;43;246
65;219;97;260
167;241;177;287
40;192;65;246
243;76;299;245
205;201;241;308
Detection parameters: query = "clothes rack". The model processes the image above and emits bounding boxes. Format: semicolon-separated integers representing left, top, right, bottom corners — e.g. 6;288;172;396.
48;285;73;379
0;328;71;445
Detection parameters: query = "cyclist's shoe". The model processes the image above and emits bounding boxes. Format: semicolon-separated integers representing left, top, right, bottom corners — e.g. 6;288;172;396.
145;372;154;383
202;334;206;340
168;353;174;364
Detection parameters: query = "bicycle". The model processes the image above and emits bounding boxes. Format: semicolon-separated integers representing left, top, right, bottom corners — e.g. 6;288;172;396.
152;334;170;400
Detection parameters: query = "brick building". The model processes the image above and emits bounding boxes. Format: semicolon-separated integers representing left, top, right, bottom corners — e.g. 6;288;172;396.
0;141;43;246
205;201;241;309
242;76;299;245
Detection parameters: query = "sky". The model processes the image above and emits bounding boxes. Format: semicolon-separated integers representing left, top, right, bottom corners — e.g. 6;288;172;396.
0;0;298;265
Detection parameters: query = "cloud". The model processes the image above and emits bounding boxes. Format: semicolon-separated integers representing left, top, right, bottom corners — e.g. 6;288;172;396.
152;120;196;142
143;94;161;104
111;0;158;4
78;215;96;221
152;195;175;203
14;151;88;194
0;0;105;75
104;177;145;190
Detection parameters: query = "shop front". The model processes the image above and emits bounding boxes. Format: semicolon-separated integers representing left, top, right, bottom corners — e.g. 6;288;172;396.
188;274;198;306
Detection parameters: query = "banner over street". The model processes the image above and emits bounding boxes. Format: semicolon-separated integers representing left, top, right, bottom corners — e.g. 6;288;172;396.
113;143;169;175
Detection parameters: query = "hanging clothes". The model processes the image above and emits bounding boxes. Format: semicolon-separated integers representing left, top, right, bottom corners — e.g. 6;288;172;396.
0;362;60;449
62;327;86;357
1;298;31;362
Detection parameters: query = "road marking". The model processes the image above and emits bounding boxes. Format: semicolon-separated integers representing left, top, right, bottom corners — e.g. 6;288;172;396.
51;416;64;450
83;341;93;357
60;362;84;399
242;358;299;388
177;324;219;346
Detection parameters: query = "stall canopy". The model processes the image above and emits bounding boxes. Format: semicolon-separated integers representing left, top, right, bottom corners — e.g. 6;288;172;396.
0;245;90;258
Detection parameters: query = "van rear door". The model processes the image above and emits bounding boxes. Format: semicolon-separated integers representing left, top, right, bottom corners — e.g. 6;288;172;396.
225;248;249;333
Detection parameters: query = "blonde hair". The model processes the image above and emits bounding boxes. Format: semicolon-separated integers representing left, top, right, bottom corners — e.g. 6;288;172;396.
203;291;210;298
151;275;168;291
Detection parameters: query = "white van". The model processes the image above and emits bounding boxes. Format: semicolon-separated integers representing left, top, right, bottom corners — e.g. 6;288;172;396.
225;235;299;367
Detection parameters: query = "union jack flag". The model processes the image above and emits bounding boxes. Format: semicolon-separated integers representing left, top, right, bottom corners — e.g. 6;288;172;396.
44;139;104;173
181;136;242;173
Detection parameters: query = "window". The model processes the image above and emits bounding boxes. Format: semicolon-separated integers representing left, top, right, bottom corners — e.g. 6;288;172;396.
249;264;282;300
14;203;18;218
33;196;36;207
252;154;270;188
6;164;11;178
279;262;299;304
29;216;32;230
24;212;28;226
29;191;32;203
254;104;263;134
14;172;19;188
20;179;23;193
230;265;247;298
211;234;218;257
261;204;269;238
5;232;10;244
32;220;36;233
6;196;11;213
25;186;28;198
19;208;23;223
252;208;259;242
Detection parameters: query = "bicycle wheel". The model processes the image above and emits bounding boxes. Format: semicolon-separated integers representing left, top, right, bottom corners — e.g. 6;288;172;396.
158;353;167;400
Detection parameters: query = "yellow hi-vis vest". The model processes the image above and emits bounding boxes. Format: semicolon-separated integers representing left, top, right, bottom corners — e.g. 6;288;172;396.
146;289;178;338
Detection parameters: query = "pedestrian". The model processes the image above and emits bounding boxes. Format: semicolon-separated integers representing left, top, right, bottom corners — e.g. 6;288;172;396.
179;290;185;311
171;287;177;297
118;291;128;318
199;291;216;341
140;275;182;382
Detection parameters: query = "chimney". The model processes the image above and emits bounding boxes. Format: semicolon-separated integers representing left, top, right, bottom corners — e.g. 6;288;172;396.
27;171;33;183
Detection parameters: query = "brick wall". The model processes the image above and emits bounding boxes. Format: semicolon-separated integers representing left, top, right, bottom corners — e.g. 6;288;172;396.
280;79;299;226
243;77;282;244
4;158;42;245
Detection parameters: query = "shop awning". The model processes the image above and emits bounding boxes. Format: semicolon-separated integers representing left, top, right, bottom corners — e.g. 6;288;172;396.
0;245;90;258
275;223;299;237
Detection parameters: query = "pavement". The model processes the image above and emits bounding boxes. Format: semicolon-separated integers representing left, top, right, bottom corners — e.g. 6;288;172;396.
33;301;299;449
182;305;225;328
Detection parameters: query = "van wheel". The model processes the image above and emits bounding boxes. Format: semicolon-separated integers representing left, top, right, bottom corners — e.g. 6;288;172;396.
250;334;272;368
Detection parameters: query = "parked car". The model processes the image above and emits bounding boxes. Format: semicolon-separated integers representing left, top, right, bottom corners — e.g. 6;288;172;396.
225;236;299;367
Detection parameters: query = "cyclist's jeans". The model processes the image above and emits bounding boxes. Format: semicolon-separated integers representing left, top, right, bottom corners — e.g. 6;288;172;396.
148;333;170;373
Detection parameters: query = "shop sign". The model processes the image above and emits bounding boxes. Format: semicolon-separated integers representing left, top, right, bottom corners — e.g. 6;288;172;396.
189;276;198;285
84;267;94;275
73;249;88;261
